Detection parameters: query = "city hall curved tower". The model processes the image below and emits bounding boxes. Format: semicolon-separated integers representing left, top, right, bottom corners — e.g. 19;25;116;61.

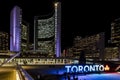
34;2;61;57
10;6;22;52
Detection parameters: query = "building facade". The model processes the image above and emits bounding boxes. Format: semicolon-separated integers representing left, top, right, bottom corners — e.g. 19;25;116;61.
0;32;8;52
34;2;61;57
111;18;120;46
34;15;55;56
10;6;22;52
104;47;119;60
72;32;105;59
21;21;29;52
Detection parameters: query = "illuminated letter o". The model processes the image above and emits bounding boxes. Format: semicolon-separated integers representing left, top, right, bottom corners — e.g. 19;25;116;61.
99;65;104;71
71;66;78;72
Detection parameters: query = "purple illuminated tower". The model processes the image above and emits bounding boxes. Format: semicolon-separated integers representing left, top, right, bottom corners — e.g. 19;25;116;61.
55;2;61;57
10;6;22;52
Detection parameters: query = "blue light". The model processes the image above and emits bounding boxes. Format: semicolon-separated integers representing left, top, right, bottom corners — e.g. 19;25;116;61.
60;73;120;80
65;65;105;73
84;65;89;72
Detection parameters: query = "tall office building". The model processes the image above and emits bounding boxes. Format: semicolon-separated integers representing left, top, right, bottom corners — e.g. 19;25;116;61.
111;18;120;46
34;2;61;57
0;32;8;52
21;21;29;52
10;6;22;52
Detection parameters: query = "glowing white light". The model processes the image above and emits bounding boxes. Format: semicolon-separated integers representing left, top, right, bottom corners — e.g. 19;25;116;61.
16;70;21;80
54;3;58;7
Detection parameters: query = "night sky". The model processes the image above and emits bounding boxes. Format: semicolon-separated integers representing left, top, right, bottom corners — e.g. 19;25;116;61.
0;0;120;51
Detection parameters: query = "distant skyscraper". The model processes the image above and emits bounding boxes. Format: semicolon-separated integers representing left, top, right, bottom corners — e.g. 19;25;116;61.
111;18;120;46
72;32;105;59
10;6;22;52
34;2;61;57
0;32;8;52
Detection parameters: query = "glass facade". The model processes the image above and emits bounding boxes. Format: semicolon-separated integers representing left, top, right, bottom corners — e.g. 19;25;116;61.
35;15;55;55
21;21;29;52
111;18;120;46
72;32;105;59
104;47;119;60
37;17;54;38
34;2;61;57
0;32;8;52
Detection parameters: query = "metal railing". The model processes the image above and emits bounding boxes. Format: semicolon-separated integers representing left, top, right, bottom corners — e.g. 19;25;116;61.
16;63;34;80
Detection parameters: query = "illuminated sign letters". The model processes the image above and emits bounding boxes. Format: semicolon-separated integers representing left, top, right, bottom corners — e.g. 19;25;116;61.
65;65;109;73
